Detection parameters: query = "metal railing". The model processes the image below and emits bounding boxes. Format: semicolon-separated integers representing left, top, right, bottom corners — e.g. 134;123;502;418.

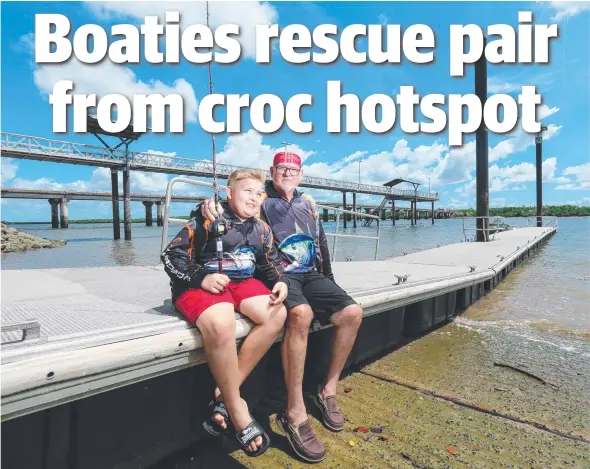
525;216;559;228
160;177;224;253
318;205;381;261
461;216;511;242
1;132;438;200
160;177;382;262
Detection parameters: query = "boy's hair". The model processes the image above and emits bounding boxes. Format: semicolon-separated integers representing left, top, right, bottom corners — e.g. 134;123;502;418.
227;168;266;188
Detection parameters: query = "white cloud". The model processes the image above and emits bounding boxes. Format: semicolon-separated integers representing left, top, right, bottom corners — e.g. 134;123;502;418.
32;57;198;123
549;1;590;21
216;130;314;170
1;158;18;183
556;162;590;190
86;1;278;59
488;76;522;94
490;122;561;162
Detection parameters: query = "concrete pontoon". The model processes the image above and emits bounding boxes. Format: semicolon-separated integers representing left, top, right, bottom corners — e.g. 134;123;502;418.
0;225;556;469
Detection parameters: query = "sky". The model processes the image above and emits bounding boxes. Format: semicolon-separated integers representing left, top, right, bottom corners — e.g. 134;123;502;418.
1;0;589;222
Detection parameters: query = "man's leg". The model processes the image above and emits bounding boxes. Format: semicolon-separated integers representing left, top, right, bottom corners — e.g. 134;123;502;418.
321;303;363;397
282;303;314;427
302;273;363;430
196;302;263;453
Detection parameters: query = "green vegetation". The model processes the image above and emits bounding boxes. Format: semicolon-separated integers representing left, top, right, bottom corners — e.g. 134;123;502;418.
2;205;588;225
454;205;590;218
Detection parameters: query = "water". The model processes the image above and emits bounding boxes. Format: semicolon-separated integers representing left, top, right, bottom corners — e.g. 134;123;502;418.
3;217;589;338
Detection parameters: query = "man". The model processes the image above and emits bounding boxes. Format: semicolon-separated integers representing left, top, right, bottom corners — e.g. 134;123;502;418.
199;151;363;463
162;169;289;457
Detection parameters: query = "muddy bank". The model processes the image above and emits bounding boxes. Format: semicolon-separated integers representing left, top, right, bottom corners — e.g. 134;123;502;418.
149;322;590;469
1;223;66;253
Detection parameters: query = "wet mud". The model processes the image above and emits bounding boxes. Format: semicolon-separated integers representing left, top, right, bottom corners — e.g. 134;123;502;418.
151;322;590;469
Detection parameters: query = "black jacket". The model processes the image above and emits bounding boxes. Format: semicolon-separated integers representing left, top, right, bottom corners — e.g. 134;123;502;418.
259;182;334;279
162;202;288;302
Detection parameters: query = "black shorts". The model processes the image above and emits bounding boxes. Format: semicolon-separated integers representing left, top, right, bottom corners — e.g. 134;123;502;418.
284;271;357;326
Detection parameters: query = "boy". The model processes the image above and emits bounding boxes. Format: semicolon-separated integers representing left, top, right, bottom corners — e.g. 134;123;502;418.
161;169;288;457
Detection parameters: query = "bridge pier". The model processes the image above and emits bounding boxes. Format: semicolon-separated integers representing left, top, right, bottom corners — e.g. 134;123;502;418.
352;192;357;228
322;208;329;223
143;202;154;227
111;169;121;240
123;165;131;241
48;199;60;229
156;202;163;227
431;202;435;225
410;201;414;225
391;200;395;226
342;192;347;228
59;198;69;228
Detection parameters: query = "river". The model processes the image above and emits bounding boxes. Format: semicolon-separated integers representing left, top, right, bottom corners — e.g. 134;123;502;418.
2;216;589;346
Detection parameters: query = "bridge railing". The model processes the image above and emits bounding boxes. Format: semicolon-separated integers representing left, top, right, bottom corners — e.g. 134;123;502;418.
1;132;439;200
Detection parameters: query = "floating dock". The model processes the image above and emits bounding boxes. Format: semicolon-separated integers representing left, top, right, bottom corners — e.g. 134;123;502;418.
1;226;556;469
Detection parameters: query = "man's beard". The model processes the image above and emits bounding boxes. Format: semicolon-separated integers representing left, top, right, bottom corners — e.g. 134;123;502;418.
276;180;299;192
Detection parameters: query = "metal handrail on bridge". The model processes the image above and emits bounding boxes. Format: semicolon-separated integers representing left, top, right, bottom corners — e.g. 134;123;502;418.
1;132;439;200
160;177;381;262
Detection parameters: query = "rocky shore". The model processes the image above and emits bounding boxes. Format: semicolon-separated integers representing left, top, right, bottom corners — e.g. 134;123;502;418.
1;223;66;253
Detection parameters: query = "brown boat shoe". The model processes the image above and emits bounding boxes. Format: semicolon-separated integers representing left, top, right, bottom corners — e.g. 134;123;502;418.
312;386;345;432
276;411;327;463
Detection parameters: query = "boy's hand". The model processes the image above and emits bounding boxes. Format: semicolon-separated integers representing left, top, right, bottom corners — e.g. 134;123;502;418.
201;198;223;222
269;282;288;305
201;273;230;294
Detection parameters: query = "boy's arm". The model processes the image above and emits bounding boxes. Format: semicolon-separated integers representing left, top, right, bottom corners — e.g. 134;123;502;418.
161;218;209;289
255;224;290;290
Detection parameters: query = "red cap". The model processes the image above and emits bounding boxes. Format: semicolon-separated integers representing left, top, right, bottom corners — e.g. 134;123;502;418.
273;151;302;167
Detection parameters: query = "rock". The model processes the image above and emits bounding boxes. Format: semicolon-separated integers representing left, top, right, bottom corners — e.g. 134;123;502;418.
1;223;66;253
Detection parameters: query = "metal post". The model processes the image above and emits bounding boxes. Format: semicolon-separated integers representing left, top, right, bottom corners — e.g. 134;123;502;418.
111;168;120;240
156;201;163;227
431;201;435;225
535;128;546;227
143;201;154;226
123;143;132;240
352;192;357;228
332;211;340;261
475;34;489;242
342;192;347;228
48;199;59;228
59;198;69;228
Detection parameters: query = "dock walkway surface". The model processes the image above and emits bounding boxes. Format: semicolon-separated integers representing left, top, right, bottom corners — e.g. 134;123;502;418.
1;226;556;422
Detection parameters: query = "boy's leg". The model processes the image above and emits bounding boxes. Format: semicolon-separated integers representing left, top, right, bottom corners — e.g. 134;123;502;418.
212;279;287;422
175;290;262;452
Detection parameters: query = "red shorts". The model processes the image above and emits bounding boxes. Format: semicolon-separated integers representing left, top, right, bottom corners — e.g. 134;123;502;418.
175;278;271;324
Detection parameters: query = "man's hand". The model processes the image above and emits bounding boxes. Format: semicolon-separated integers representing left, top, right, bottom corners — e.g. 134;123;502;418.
201;273;230;294
269;282;288;305
200;197;224;222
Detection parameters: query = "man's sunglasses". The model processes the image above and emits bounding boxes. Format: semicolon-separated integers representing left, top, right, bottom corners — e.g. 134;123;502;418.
274;165;301;176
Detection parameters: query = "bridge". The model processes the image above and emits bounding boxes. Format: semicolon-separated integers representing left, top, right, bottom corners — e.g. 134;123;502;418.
1;188;455;229
1;132;440;237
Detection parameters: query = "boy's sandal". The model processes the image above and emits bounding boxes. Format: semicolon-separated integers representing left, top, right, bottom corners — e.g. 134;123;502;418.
235;418;271;457
202;399;230;437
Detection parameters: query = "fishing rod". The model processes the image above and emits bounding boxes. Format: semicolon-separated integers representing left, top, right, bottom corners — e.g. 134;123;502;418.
206;1;227;274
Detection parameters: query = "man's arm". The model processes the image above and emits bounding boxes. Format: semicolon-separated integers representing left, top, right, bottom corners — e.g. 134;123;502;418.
161;219;209;289
255;224;290;290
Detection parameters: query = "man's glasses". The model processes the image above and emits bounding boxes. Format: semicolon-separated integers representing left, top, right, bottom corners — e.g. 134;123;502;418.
275;165;301;176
